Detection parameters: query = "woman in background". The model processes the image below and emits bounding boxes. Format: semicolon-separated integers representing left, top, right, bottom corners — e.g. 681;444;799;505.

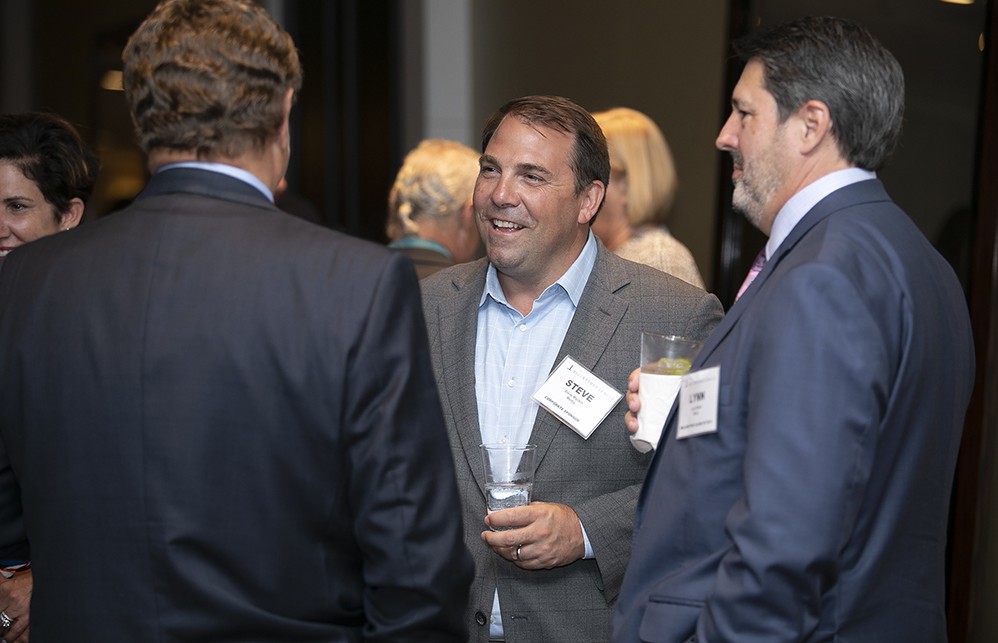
0;110;99;643
386;138;481;279
0;112;98;265
592;107;704;288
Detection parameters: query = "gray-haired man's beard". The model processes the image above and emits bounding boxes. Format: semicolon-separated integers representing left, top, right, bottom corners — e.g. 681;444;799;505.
730;151;780;235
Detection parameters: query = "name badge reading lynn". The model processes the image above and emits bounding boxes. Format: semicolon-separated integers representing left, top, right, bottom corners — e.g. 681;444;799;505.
532;356;623;439
677;365;720;439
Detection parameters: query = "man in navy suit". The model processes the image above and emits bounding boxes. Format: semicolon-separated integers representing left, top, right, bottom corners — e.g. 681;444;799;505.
0;1;472;641
613;16;975;642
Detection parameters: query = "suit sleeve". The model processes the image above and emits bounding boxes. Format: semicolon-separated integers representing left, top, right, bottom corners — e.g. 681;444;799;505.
697;264;892;641
342;253;474;642
0;260;30;565
576;290;724;603
0;450;28;565
574;484;642;603
682;291;727;344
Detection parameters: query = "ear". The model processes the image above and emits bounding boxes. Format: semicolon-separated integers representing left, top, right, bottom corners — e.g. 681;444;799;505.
58;198;85;230
578;180;606;225
798;99;833;156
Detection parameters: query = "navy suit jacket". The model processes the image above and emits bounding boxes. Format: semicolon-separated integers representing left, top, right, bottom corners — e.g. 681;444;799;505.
0;168;473;642
613;179;975;642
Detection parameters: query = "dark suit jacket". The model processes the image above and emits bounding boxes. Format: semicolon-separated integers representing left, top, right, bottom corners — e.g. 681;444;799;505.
613;179;976;642
0;168;474;642
421;243;724;643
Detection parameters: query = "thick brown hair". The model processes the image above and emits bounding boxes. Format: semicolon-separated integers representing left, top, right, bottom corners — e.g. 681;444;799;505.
123;0;303;158
481;95;609;211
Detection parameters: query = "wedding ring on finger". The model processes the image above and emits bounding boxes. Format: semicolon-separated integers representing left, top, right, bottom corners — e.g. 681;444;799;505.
514;545;522;561
0;609;13;630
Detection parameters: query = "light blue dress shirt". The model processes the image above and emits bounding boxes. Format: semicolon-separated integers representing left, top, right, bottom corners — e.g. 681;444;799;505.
157;161;275;202
475;231;598;639
765;168;875;261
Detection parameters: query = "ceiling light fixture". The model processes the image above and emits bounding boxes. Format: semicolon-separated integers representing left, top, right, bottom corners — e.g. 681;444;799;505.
100;70;124;92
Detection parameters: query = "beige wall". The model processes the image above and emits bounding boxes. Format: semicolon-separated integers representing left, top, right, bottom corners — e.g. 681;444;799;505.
468;1;729;288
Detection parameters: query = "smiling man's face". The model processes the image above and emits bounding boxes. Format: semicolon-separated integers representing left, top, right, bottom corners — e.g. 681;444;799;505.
473;116;596;293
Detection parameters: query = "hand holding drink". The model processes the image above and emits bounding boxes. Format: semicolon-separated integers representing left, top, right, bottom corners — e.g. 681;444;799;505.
480;444;537;530
631;332;702;453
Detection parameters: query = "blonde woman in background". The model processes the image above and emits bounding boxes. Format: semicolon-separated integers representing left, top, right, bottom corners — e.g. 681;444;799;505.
387;138;481;279
592;107;705;287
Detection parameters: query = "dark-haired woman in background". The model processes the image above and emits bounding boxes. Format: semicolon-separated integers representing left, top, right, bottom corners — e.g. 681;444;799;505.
0;112;99;264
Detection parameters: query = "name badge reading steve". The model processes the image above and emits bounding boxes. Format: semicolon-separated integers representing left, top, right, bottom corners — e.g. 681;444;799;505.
532;356;622;439
677;365;720;439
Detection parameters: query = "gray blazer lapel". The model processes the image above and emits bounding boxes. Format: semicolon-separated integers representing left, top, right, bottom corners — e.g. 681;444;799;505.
529;245;628;467
434;260;491;491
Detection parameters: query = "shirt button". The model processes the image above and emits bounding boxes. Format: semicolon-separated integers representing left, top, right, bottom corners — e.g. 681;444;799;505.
507;379;515;387
475;611;488;626
519;324;527;332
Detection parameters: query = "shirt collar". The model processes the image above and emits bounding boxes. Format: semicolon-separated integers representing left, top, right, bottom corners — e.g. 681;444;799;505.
480;230;598;309
765;167;875;260
157;162;275;202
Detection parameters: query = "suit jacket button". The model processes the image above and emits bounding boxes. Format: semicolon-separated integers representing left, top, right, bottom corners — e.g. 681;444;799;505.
475;611;487;626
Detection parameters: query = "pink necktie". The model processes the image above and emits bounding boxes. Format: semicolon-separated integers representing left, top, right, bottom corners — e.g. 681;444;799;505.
735;249;766;301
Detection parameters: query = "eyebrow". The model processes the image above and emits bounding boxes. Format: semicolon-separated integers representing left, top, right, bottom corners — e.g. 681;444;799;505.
480;154;552;178
517;162;551;177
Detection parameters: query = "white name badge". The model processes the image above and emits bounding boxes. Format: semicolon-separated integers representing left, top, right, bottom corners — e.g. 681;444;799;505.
677;365;720;439
532;355;623;439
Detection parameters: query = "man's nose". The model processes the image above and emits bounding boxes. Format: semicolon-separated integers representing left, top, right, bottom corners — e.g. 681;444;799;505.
716;112;738;152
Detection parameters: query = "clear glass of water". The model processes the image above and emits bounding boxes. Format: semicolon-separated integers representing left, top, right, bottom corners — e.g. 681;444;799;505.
480;443;537;530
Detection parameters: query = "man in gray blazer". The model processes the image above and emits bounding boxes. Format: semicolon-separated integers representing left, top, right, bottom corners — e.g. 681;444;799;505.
421;95;723;642
0;1;472;641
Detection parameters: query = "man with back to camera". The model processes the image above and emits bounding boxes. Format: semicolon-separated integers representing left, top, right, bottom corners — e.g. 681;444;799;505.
419;95;724;642
613;16;975;642
0;0;473;641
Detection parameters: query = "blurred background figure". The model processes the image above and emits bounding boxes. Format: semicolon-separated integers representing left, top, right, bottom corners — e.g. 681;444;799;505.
592;107;704;288
0;112;99;265
386;138;481;278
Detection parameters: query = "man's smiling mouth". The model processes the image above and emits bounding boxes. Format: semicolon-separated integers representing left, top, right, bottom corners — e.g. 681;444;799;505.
492;219;524;230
